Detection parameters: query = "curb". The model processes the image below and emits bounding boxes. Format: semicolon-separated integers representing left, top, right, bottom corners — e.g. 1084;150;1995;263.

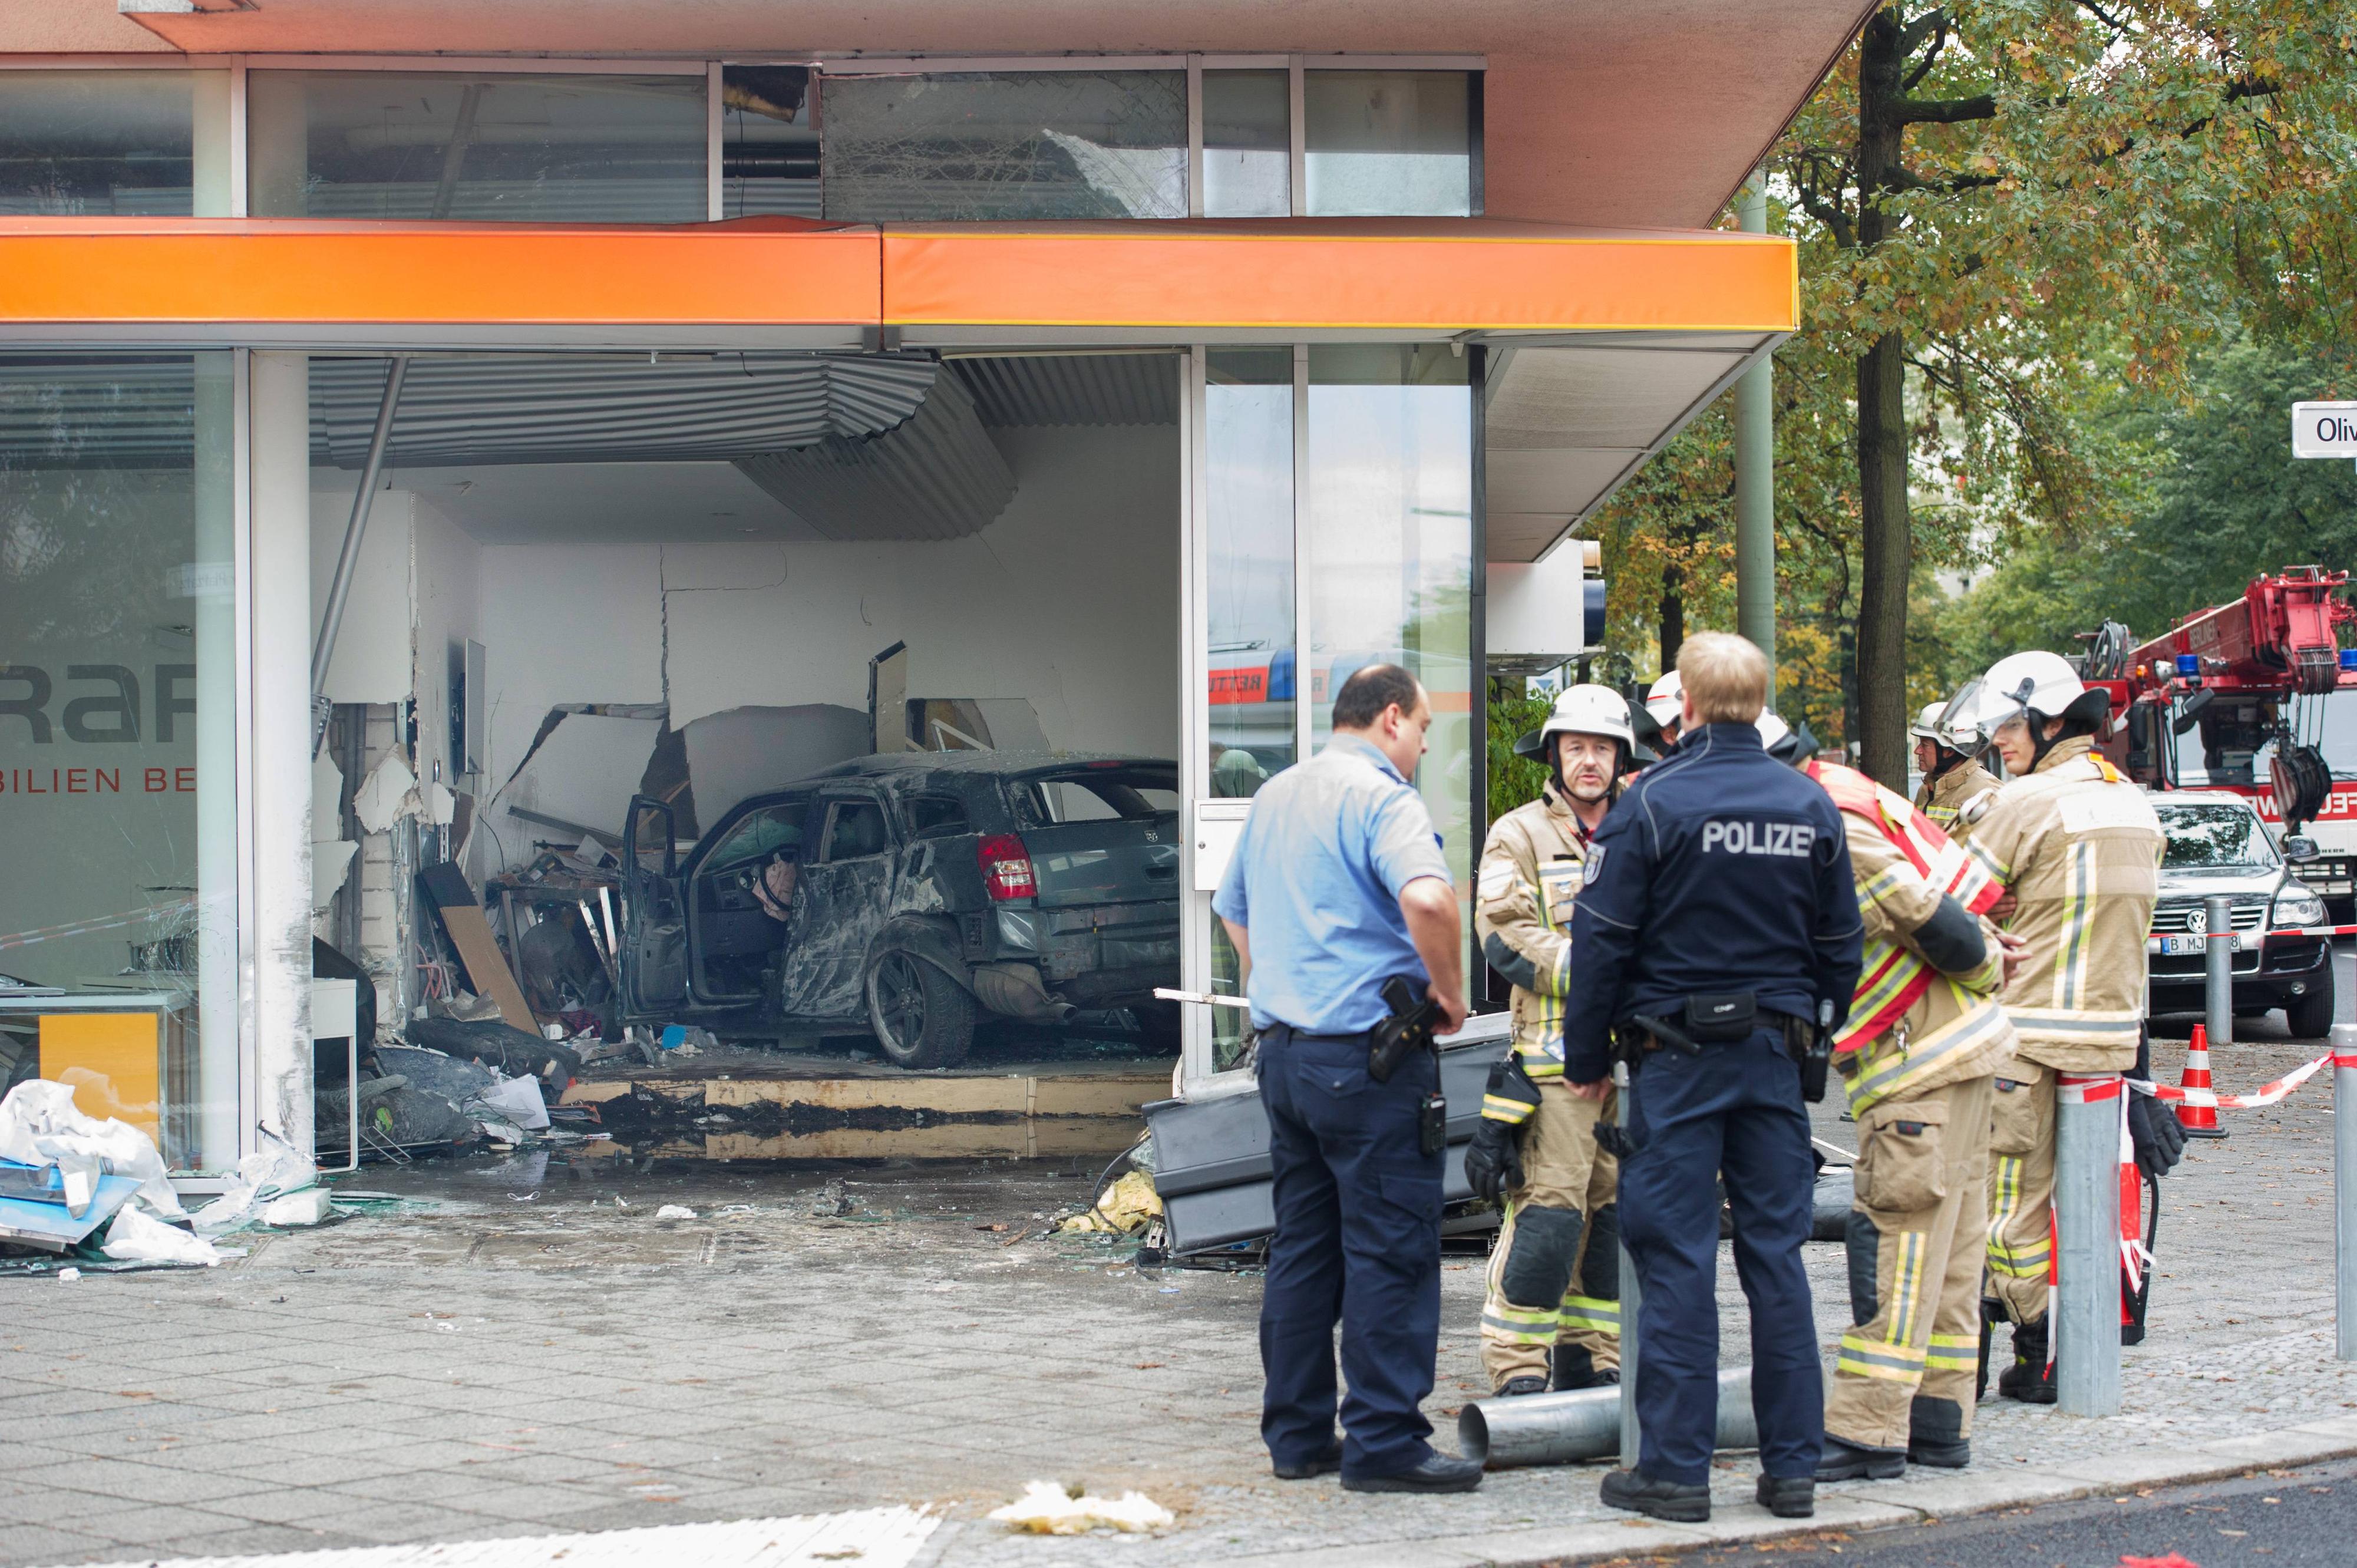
929;1415;2357;1568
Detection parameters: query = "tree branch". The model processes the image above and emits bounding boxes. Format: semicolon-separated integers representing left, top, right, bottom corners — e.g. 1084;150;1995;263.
1894;94;1997;125
1893;6;1950;58
1900;18;1950;93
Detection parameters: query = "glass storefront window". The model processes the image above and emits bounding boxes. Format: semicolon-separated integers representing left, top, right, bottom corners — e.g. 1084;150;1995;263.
1203;347;1295;1070
1305;344;1475;938
248;72;707;222
1201;70;1290;219
1304;71;1475;217
0;71;230;216
722;65;821;218
0;355;238;1174
822;71;1187;221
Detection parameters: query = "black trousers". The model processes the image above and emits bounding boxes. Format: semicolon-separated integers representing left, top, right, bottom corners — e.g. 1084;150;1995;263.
1256;1024;1445;1480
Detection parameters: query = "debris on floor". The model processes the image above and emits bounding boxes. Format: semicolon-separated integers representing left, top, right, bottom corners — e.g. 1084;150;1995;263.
0;1079;253;1272
988;1480;1174;1535
1055;1168;1161;1236
655;1204;698;1220
101;1205;226;1267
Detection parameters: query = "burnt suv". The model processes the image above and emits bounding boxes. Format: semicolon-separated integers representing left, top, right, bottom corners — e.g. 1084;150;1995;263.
618;752;1181;1068
2147;792;2335;1039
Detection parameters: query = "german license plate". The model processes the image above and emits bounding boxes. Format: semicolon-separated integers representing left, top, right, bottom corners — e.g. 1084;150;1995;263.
2158;933;2238;955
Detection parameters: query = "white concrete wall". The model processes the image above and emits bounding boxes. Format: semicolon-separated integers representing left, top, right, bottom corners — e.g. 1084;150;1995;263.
312;422;1180;877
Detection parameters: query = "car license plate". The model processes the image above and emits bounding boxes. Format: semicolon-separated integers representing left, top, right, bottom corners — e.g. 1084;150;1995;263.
2157;933;2239;955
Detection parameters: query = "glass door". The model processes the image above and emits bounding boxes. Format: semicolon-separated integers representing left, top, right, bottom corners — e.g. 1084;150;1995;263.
1177;342;1477;1091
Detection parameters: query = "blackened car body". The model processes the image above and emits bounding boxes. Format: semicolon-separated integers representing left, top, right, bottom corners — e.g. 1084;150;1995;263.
618;752;1181;1068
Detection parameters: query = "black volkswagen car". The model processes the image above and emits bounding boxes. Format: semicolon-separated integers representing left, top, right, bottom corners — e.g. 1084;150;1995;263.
2147;792;2335;1039
618;752;1181;1068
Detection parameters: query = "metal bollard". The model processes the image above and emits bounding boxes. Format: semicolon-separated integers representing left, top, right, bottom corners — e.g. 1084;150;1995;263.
1616;1059;1642;1468
1463;1367;1755;1469
2336;1023;2357;1362
2054;1072;2124;1415
2205;893;2236;1050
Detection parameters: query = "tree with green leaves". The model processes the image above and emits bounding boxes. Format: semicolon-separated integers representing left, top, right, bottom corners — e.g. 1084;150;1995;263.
1595;3;2357;783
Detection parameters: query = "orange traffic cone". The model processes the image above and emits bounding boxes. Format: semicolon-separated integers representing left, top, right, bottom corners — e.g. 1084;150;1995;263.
2176;1024;2228;1140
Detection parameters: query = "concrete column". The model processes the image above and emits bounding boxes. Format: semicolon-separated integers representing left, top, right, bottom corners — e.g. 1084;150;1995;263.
2054;1072;2123;1415
192;356;239;1174
1733;169;1776;698
248;352;315;1160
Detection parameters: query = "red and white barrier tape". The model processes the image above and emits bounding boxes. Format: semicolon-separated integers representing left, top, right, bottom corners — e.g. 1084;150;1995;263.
2127;1049;2357;1111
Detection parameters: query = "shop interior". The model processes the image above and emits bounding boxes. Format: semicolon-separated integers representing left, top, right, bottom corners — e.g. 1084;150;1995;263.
298;348;1184;1154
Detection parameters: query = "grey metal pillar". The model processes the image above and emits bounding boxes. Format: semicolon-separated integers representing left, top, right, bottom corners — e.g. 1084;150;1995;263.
2336;1023;2357;1361
2054;1072;2122;1415
1616;1061;1642;1467
1734;168;1776;698
2204;894;2235;1049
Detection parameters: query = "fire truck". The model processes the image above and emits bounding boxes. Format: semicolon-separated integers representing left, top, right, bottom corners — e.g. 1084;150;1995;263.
2082;566;2357;920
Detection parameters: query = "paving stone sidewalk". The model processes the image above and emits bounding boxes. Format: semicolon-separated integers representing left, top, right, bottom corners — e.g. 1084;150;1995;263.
3;1026;2353;1568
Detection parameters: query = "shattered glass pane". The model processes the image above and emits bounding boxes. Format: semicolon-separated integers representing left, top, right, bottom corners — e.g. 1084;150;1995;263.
248;71;707;222
822;72;1187;222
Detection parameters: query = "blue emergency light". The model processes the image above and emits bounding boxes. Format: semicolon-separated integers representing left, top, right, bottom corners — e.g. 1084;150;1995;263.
2176;653;2201;678
2342;649;2357;671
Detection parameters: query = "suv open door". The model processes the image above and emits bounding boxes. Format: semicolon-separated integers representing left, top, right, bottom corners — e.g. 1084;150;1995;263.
620;795;688;1018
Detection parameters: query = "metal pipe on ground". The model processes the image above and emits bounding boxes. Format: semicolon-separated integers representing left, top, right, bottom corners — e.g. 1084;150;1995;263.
1462;1368;1757;1469
2336;1022;2357;1362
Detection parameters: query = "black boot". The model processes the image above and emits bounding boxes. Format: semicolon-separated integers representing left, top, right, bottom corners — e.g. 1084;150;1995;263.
1551;1343;1619;1391
1814;1436;1904;1482
1975;1298;2001;1402
1907;1395;1970;1468
1601;1467;1710;1524
1998;1317;2056;1405
1757;1473;1815;1518
1496;1375;1548;1398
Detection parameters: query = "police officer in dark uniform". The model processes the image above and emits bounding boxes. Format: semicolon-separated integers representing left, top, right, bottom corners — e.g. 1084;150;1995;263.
1562;633;1863;1525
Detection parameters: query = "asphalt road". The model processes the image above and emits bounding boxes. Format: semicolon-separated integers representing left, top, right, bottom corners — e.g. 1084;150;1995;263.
1673;1457;2357;1568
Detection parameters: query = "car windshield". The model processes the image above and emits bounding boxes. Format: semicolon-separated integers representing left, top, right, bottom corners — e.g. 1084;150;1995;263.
2157;804;2279;870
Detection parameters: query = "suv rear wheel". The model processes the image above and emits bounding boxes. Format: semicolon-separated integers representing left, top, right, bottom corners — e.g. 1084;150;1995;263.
2286;969;2336;1041
866;949;975;1069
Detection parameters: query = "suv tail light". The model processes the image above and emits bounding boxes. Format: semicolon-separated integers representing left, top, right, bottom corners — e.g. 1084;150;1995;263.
977;834;1036;901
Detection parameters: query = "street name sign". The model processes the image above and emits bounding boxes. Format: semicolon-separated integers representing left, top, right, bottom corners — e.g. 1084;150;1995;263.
2293;402;2357;459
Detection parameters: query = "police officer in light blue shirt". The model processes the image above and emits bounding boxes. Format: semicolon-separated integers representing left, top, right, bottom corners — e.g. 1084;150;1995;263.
1213;663;1481;1494
1563;633;1863;1527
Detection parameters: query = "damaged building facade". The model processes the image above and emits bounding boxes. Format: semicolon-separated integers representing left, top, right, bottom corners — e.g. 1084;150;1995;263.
0;0;1848;1181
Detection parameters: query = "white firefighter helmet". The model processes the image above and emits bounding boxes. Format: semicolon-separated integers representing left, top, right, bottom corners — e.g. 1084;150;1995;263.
1644;669;1683;728
1910;700;1978;751
1947;650;2104;739
1540;684;1636;751
1755;709;1822;765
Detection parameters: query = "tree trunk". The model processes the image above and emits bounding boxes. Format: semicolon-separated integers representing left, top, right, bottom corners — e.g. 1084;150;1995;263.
1851;10;1912;786
1854;329;1910;784
1659;565;1686;675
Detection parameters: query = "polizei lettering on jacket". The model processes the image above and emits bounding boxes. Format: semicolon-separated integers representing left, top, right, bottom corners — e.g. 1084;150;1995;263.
1700;819;1817;858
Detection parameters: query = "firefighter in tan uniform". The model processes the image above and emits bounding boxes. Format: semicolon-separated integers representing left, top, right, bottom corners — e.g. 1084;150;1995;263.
1462;685;1632;1396
1798;751;2022;1480
1910;702;2000;837
1951;651;2167;1404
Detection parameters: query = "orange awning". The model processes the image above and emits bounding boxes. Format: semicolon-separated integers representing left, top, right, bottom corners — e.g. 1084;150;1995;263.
0;216;1795;334
883;220;1794;332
